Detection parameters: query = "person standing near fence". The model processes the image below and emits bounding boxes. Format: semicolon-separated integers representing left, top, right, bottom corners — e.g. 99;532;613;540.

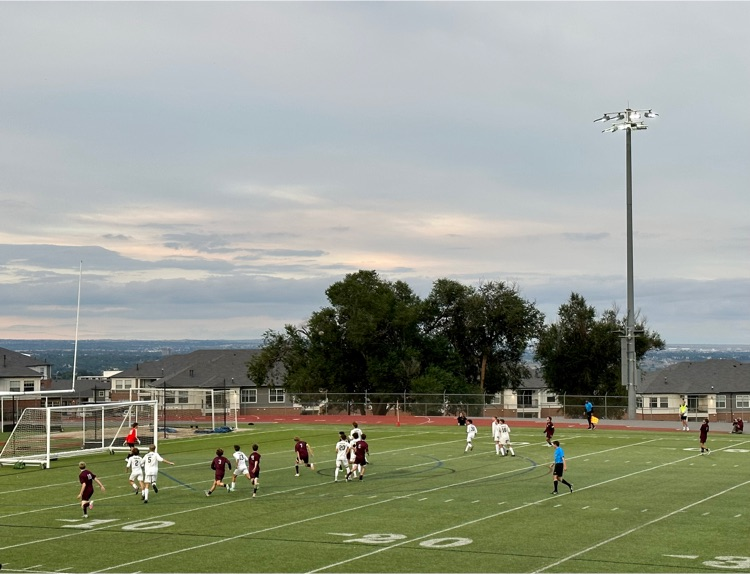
584;400;595;430
679;400;689;431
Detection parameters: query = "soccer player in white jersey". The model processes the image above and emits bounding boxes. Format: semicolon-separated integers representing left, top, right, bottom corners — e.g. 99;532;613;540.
231;444;252;491
141;444;175;503
465;419;477;452
347;436;359;479
349;421;363;441
491;416;502;455
498;418;515;456
126;447;144;495
334;431;351;482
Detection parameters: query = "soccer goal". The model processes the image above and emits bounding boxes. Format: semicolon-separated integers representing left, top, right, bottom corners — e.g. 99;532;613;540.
0;400;159;469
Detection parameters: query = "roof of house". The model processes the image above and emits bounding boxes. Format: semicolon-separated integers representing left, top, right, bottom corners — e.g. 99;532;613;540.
0;347;47;379
111;349;261;389
640;358;750;395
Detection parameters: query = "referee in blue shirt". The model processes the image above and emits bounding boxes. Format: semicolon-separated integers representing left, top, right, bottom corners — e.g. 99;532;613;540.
551;440;573;494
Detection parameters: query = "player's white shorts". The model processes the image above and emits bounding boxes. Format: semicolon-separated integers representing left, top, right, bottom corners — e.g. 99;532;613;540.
336;455;349;467
499;433;510;444
144;473;158;484
129;471;144;482
234;467;250;477
467;431;476;442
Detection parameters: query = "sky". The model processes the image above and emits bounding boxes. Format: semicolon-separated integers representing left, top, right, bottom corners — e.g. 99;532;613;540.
1;2;749;345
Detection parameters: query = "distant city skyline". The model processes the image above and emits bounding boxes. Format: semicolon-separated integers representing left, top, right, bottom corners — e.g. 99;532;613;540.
1;3;749;345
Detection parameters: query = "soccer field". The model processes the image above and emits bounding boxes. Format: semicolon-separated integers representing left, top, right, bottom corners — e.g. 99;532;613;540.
1;422;748;573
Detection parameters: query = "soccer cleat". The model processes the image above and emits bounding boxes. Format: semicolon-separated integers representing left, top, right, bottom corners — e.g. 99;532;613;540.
152;484;158;493
252;493;256;498
310;463;315;470
551;491;558;495
83;514;88;518
359;475;363;481
205;491;211;496
143;499;148;503
225;484;230;492
569;484;574;493
295;473;300;477
89;501;93;509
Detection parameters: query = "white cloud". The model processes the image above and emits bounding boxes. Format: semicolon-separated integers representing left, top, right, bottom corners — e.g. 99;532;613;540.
0;2;749;344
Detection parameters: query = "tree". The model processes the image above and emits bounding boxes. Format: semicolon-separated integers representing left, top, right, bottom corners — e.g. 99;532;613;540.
534;292;664;397
423;279;544;394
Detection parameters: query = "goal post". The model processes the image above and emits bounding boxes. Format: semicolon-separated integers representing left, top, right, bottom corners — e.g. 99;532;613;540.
0;400;159;469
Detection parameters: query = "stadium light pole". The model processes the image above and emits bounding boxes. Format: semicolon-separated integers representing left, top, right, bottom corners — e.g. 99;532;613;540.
594;107;658;420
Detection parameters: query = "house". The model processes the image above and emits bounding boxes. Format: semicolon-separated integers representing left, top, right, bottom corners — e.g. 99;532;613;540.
109;349;296;417
639;359;750;422
0;347;50;394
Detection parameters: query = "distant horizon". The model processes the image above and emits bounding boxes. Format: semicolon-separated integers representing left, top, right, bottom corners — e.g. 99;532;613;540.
2;338;750;348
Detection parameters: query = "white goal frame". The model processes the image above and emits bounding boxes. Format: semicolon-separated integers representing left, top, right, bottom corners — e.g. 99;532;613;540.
0;400;159;469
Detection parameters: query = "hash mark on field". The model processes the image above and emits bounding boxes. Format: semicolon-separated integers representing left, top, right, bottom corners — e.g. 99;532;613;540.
472;500;480;504
418;498;428;501
582;506;590;510
665;554;698;559
734;514;742;518
702;512;710;516
498;501;506;506
444;499;454;503
641;509;649;513
329;533;355;537
368;495;377;499
611;508;619;511
554;504;562;508
625;460;631;464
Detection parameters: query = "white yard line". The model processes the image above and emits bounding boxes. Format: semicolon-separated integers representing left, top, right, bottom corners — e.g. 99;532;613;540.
532;478;750;573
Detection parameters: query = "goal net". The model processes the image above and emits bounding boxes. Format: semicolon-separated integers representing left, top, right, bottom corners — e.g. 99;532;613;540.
0;400;159;469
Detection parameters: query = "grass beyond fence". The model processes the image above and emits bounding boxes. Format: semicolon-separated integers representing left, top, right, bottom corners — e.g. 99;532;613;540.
1;423;748;573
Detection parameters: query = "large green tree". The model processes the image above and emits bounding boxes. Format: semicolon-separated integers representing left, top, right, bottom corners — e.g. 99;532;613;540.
534;292;664;396
423;280;544;394
249;271;546;411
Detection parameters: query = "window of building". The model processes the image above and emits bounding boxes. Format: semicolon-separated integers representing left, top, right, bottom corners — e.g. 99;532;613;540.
9;381;20;392
517;389;533;407
269;388;285;403
177;391;189;404
97;390;106;398
241;388;257;404
165;391;175;404
636;396;643;409
716;395;727;409
648;397;669;409
736;395;750;409
546;393;556;403
24;381;35;392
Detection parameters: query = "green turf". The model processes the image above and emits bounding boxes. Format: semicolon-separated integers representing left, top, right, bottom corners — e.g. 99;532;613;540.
0;423;748;573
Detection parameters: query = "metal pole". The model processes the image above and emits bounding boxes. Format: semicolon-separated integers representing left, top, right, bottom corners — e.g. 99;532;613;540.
162;369;167;439
625;126;637;420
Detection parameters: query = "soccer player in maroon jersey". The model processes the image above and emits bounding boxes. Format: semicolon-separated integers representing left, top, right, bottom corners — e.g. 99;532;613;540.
543;417;555;446
294;436;315;476
699;418;710;454
77;461;105;518
347;433;369;481
206;448;232;496
248;443;261;497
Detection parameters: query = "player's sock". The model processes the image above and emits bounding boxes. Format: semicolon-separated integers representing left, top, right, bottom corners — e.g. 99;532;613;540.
152;484;158;493
143;487;149;502
553;480;558;493
500;447;505;456
509;448;515;456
